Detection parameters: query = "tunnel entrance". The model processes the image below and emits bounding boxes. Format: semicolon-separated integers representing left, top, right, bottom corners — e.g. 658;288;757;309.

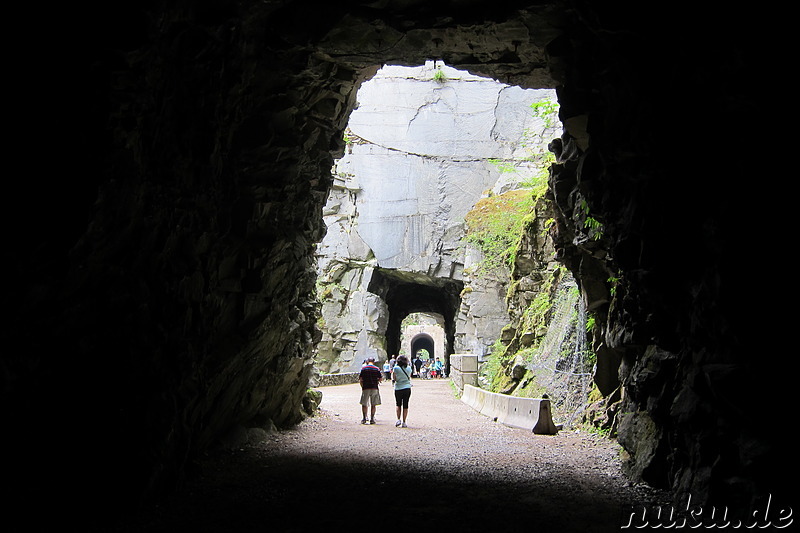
401;312;446;374
411;334;434;359
366;268;462;366
37;4;779;518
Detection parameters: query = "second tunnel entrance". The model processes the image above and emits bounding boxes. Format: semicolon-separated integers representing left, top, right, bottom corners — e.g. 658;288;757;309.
367;268;463;368
369;269;464;372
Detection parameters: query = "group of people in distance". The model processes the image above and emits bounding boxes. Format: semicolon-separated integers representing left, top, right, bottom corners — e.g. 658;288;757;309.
385;355;444;380
358;355;446;427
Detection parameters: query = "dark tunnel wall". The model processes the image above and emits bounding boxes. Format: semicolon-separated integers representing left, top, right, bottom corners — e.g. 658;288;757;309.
2;0;790;524
541;1;790;515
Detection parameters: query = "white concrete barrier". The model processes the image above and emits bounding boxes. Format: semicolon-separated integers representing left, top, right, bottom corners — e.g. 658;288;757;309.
503;396;537;429
461;384;558;435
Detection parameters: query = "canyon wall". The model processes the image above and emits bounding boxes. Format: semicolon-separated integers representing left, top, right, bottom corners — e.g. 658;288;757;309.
315;62;559;372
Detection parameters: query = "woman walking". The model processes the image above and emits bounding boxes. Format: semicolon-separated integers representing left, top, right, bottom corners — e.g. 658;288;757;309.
391;355;413;428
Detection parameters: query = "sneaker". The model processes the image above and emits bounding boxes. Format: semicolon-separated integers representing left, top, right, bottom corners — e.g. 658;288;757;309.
369;419;376;424
361;419;367;424
395;420;402;427
401;422;407;428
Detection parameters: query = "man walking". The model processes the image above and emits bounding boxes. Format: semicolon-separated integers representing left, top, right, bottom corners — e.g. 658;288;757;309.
413;356;423;377
359;356;383;424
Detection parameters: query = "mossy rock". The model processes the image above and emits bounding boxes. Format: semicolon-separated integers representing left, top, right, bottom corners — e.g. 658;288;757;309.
302;389;324;415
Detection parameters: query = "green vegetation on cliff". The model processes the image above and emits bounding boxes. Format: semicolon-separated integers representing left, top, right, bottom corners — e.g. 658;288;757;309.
463;98;558;276
464;189;536;276
463;97;598;427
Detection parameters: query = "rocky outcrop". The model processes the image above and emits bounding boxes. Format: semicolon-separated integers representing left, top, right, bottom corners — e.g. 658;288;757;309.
542;2;785;514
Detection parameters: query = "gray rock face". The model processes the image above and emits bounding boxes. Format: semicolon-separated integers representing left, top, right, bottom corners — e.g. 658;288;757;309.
315;63;559;372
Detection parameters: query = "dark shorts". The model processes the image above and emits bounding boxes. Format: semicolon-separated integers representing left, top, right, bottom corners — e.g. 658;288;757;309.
394;388;411;408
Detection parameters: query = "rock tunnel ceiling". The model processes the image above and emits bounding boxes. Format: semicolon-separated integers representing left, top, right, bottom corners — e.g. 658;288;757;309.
5;0;790;524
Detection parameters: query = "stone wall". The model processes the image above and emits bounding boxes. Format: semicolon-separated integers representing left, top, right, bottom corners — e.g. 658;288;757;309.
450;354;479;389
315;373;361;387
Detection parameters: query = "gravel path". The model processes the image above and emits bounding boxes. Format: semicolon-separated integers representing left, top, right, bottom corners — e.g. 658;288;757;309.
110;379;670;532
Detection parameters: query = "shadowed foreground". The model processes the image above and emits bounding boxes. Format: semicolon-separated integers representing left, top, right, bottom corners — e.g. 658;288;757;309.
107;379;669;532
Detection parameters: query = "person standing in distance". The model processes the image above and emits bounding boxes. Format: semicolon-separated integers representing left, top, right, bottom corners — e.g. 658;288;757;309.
359;356;383;424
413;356;423;377
383;359;391;382
391;355;412;428
432;357;444;378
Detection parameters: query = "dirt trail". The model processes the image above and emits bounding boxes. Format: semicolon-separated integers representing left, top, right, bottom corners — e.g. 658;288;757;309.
109;378;669;532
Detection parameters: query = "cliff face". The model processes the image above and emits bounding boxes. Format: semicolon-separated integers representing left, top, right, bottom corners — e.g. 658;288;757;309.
315;63;559;372
4;0;787;519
